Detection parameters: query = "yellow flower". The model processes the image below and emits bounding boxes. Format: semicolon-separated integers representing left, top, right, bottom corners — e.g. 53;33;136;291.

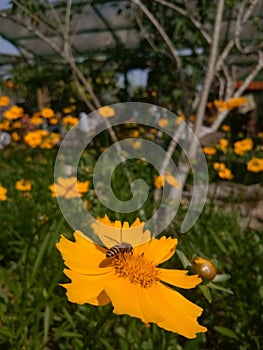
132;140;141;149
11;132;21;141
40;132;60;149
247;157;263;173
49;118;59;125
23;130;48;148
30;116;43;125
63;106;76;114
257;132;263;138
234;138;253;156
154;175;165;189
4;105;24;120
57;217;207;339
40;108;55;118
221;124;230;132
62;116;79;126
12;121;22;129
213;162;226;171
0;184;7;201
215;97;247;111
158;118;168;128
5;80;14;88
218;167;234;180
219;138;228;152
0;96;10;107
0;121;10;130
175;114;185;125
98;106;115;118
132;130;140;138
49;177;89;199
15;179;32;191
154;172;179;189
203;146;217;156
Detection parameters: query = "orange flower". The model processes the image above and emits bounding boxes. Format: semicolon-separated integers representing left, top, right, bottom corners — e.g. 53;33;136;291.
98;106;115;118
247;157;263;173
203;146;217;156
219;138;228;152
234;138;253;156
15;179;32;191
49;177;89;199
218;167;234;180
0;184;7;201
154;172;179;189
158;118;168;128
49;118;59;125
0;121;10;130
11;132;21;141
221;125;230;132
132;140;141;149
30;116;43;125
62;116;79;126
215;97;247;111
40;133;60;149
0;96;10;107
40;108;55;118
57;216;207;339
23;130;48;148
4;105;24;120
63;106;76;114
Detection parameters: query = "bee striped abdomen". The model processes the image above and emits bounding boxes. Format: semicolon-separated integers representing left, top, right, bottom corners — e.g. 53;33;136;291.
106;243;133;258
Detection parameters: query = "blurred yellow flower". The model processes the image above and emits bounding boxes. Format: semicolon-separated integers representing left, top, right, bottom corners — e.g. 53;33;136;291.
218;167;234;180
40;133;60;149
11;132;21;142
12;121;22;129
63;105;76;114
203;146;217;155
0;95;10;107
57;217;207;338
132;130;140;138
99;106;115;118
40;108;55;118
219;138;228;152
247;157;263;173
175;114;185;125
24;130;48;148
62;116;79;126
49;118;59;125
158;118;168;128
0;184;7;201
154;172;179;189
49;177;89;199
213;162;226;171
4;105;24;120
132;140;141;149
0;121;10;130
215;97;246;111
15;179;32;191
234;138;253;156
257;132;263;138
30;116;43;125
221;124;230;132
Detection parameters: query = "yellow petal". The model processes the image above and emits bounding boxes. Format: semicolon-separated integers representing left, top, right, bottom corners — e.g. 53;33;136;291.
158;268;202;288
86;290;111;306
136;236;177;265
155;283;207;338
104;278;164;324
62;269;115;305
56;232;107;271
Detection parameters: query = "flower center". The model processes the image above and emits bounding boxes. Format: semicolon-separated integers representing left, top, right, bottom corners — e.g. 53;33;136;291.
112;253;159;288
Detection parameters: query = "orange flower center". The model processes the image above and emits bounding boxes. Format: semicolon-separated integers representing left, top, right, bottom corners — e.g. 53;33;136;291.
112;253;159;288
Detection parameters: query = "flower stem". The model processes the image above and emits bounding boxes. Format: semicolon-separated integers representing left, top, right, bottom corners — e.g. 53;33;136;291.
81;305;114;350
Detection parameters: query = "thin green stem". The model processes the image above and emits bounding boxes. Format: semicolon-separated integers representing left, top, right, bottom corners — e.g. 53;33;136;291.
81;305;114;350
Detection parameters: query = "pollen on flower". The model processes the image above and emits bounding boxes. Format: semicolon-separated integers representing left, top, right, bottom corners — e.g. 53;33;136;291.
112;253;159;288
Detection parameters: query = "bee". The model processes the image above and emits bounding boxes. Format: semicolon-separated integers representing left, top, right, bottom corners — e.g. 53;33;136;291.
104;229;133;258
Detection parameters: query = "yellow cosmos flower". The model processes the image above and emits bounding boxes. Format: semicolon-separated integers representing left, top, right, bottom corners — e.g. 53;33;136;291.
221;124;230;132
0;121;10;130
40;132;60;149
234;138;253;156
0;184;7;201
62;116;79;126
4;105;24;120
49;177;89;199
24;130;48;148
213;162;226;171
219;138;228;152
12;121;22;129
214;162;234;179
158;118;168;128
56;218;207;339
11;132;21;141
63;105;76;114
203;146;217;156
40;108;55;118
154;172;179;189
15;179;32;191
30;116;43;125
215;97;246;111
49;117;59;125
132;140;141;149
247;157;263;173
132;130;140;138
98;106;115;118
0;95;10;107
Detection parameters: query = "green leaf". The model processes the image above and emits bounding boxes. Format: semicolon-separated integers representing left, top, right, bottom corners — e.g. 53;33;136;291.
207;282;233;294
214;326;239;340
213;274;231;283
176;249;191;269
198;284;212;303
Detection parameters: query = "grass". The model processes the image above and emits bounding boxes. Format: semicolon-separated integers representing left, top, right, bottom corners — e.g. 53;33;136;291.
0;142;262;349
